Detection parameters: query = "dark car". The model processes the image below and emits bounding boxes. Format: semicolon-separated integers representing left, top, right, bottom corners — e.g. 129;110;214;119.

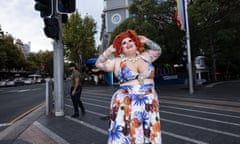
14;78;25;86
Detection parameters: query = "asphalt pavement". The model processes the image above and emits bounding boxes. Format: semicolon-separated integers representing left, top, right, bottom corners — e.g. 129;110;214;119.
0;80;239;144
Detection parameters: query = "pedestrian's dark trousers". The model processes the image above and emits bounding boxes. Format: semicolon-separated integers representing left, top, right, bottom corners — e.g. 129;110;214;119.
70;86;85;114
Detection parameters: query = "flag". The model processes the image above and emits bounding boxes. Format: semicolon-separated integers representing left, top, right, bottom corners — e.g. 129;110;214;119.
175;0;186;31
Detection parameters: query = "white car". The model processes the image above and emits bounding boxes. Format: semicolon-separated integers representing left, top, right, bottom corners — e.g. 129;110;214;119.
0;80;6;87
5;79;15;87
23;78;32;85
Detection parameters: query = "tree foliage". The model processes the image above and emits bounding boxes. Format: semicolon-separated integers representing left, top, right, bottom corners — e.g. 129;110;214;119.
112;0;240;76
188;0;240;75
0;34;54;77
26;50;53;76
62;11;97;67
0;35;25;71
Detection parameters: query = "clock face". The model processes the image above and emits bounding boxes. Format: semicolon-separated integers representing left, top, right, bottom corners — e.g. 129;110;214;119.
111;14;121;24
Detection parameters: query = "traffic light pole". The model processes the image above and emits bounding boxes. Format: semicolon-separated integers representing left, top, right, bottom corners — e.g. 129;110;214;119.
34;0;75;117
53;0;64;117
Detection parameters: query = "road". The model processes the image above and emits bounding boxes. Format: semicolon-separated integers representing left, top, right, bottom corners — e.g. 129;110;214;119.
1;80;240;143
62;81;240;144
0;84;45;131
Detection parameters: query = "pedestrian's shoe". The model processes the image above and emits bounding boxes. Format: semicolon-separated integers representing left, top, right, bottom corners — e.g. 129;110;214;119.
71;113;79;118
82;109;86;116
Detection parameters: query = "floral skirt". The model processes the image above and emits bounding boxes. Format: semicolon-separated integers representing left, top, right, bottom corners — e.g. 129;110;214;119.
108;84;162;144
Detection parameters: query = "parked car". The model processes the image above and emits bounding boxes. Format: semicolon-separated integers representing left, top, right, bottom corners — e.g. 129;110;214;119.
5;79;15;87
14;78;25;86
23;78;32;85
0;80;6;87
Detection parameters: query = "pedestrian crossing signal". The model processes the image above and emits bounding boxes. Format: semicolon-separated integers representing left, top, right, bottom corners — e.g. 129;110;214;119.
34;0;53;17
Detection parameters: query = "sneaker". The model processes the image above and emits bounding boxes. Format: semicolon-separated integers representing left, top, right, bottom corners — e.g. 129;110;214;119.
71;113;79;118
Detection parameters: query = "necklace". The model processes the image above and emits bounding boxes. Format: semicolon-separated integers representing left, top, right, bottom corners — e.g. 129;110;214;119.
121;54;141;63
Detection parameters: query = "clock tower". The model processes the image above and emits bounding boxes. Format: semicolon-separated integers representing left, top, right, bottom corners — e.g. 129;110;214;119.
101;0;133;49
103;0;132;33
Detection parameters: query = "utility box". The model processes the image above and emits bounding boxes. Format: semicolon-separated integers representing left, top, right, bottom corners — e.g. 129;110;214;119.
194;56;209;85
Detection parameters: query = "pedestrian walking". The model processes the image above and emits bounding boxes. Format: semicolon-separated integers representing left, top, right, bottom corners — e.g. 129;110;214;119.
68;63;85;117
95;29;162;143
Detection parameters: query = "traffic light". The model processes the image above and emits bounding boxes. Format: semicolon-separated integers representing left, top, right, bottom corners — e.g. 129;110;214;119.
43;18;59;40
57;0;76;14
34;0;53;17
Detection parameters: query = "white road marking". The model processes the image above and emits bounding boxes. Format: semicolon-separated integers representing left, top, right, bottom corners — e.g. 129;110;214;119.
6;88;41;93
65;115;108;135
162;118;240;138
206;82;224;88
65;105;209;144
34;121;70;144
65;91;240;143
81;97;240;119
161;105;240;119
162;131;209;144
18;89;30;93
162;110;240;126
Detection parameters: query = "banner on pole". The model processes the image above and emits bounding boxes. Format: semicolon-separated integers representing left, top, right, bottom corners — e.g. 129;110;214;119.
175;0;186;31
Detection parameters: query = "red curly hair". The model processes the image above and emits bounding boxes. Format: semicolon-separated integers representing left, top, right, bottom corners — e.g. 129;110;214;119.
112;29;144;57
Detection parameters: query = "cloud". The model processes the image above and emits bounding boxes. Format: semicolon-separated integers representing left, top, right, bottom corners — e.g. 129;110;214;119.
0;0;103;52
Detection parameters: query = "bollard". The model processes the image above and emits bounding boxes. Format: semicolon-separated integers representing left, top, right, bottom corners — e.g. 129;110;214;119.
46;79;54;115
64;80;70;97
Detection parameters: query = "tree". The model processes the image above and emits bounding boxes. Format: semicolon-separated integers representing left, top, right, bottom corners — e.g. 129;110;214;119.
188;0;240;80
40;50;53;76
0;33;54;78
27;52;41;72
0;35;25;71
0;46;7;70
26;50;53;76
62;11;97;68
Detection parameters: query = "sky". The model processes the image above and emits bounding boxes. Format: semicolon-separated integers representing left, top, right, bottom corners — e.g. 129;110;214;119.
0;0;104;52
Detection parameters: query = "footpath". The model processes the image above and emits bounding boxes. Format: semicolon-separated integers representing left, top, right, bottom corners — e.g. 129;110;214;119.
0;80;239;144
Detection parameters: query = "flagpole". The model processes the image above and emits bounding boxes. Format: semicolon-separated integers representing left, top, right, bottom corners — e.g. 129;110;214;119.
184;0;194;94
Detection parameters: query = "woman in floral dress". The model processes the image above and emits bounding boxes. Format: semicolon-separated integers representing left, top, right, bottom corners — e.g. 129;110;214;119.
95;29;162;144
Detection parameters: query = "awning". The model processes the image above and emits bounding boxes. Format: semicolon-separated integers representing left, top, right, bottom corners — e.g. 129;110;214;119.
84;58;97;64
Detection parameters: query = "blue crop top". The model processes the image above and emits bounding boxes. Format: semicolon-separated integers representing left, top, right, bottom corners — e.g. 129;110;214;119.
116;56;155;84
